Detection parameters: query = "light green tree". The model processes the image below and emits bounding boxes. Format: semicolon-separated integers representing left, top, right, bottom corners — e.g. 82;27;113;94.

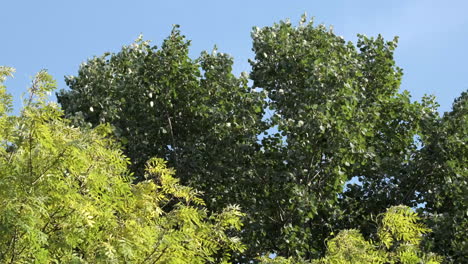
0;67;244;263
259;206;442;264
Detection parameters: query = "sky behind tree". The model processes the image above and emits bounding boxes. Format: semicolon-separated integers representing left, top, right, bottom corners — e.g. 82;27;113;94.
2;0;467;113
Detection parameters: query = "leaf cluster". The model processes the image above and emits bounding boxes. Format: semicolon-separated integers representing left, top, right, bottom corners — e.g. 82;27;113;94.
0;71;245;263
53;15;468;263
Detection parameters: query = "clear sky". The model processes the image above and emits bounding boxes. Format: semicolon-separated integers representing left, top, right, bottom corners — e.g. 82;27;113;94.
2;0;467;113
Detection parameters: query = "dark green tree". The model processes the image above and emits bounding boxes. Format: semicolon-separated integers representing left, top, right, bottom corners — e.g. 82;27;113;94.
58;27;270;262
57;17;465;262
249;16;434;259
57;28;266;213
414;92;467;263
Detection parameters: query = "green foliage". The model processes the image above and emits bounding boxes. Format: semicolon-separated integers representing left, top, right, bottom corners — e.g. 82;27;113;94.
57;28;265;233
414;92;467;263
56;15;466;263
317;206;442;264
0;66;14;116
249;15;434;259
259;255;307;264
0;70;244;263
260;206;442;264
58;28;267;261
378;206;429;250
318;230;383;264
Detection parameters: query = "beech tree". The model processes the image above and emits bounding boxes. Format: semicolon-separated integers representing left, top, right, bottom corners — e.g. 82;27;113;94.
0;68;245;263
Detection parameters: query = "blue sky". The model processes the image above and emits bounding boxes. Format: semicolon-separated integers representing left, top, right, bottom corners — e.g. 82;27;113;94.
2;0;467;113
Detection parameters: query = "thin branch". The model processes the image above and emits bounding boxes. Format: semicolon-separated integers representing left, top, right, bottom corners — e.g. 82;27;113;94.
8;227;20;264
28;123;33;180
31;148;68;186
151;246;169;264
40;206;65;233
140;228;169;264
167;115;178;165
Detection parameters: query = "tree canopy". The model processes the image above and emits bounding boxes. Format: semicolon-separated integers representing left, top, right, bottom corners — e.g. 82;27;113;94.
0;67;244;263
2;14;465;263
260;206;442;264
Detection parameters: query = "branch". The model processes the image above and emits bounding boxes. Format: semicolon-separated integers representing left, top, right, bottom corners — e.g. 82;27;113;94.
166;115;178;165
31;148;68;186
151;246;169;264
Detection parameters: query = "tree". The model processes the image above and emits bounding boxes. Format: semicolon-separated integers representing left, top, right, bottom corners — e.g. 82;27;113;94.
259;206;442;264
58;29;269;262
0;67;244;263
57;16;465;262
414;92;467;263
249;16;434;259
57;28;266;213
